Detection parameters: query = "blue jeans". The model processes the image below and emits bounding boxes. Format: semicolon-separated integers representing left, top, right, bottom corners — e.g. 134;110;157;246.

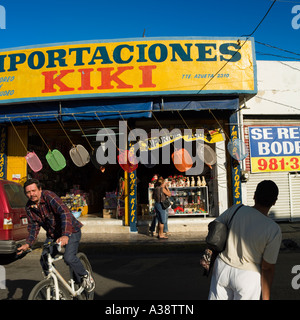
153;202;168;226
40;230;87;282
150;205;168;232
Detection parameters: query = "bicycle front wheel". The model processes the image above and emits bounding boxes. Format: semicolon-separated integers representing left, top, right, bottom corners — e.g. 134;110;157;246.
72;252;95;300
28;278;71;300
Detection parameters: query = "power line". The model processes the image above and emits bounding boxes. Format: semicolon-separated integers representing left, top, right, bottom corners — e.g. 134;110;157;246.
256;51;300;60
268;0;300;3
241;0;277;37
255;40;300;58
214;0;278;85
278;60;300;72
255;96;300;112
181;0;278;110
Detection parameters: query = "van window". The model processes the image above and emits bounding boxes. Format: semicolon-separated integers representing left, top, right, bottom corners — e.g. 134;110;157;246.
4;184;28;208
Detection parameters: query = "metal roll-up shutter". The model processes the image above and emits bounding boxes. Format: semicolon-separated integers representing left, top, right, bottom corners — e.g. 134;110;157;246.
245;172;291;221
290;173;300;221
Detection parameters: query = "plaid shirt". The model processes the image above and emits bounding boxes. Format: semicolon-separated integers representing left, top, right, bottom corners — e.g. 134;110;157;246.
25;190;83;246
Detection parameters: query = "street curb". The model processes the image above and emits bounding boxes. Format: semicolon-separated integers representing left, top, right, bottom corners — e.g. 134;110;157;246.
30;222;300;256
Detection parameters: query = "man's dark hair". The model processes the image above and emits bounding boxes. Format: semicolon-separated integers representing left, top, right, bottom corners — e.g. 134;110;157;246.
254;180;279;207
23;179;42;192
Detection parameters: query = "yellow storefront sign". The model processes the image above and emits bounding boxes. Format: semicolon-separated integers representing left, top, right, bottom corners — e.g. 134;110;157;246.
0;37;256;104
251;156;300;173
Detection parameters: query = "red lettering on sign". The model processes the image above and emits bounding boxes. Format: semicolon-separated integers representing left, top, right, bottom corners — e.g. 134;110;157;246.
97;66;134;89
139;65;156;88
78;68;94;91
42;70;75;93
41;65;158;94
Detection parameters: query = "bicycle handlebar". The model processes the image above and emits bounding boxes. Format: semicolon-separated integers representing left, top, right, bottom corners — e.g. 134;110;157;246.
56;242;66;254
15;244;32;259
43;240;66;254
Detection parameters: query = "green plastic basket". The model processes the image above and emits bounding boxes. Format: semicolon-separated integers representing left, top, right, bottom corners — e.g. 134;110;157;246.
46;149;66;171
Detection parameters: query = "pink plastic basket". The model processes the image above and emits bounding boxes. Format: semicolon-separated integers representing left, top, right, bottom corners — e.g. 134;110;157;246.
25;151;43;172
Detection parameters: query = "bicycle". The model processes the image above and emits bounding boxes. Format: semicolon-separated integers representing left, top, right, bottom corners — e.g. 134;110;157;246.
27;241;95;300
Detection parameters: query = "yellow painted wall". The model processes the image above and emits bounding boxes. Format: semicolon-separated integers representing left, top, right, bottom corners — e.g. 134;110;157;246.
7;126;27;185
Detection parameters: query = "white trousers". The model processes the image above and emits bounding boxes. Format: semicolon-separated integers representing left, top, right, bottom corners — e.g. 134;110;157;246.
208;257;261;300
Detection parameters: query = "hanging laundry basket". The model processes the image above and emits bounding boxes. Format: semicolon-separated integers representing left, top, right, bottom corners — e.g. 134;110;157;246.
196;143;217;166
25;151;43;173
69;144;90;167
9;119;43;173
227;138;248;161
172;148;193;172
140;150;157;168
118;150;138;173
46;149;66;172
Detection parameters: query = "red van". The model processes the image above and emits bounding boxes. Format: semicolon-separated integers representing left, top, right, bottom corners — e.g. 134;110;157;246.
0;179;28;254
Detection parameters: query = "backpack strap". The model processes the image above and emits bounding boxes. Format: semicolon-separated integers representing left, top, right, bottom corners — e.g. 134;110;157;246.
228;204;243;227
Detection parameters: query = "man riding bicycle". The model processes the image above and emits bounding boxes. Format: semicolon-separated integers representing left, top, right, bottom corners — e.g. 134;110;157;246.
17;179;95;292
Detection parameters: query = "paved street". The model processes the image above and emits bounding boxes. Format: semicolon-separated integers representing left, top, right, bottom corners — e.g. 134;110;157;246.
0;248;210;300
1;227;300;300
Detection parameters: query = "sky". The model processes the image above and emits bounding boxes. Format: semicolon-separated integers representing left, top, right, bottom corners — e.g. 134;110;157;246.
0;0;299;60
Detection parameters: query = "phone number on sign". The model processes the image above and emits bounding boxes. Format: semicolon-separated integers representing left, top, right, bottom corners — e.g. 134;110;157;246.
251;156;300;172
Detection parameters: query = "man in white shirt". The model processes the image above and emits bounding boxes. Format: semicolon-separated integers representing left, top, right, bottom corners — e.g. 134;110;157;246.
208;180;282;300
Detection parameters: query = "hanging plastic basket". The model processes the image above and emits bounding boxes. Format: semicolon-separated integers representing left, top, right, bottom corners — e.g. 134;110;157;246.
140;150;157;168
90;149;99;169
9;119;43;173
25;151;43;173
127;145;157;168
196;143;217;166
69;144;90;167
127;146;139;166
89;149;107;172
227;138;249;161
171;148;193;172
46;149;66;171
118;150;138;173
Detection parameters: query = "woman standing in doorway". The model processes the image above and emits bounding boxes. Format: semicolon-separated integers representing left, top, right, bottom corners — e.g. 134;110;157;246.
153;176;171;239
